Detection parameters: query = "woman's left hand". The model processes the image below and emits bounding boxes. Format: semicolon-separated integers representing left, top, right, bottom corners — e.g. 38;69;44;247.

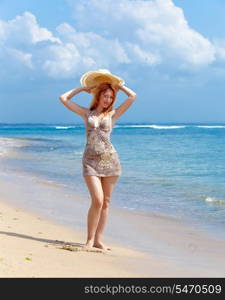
112;84;121;93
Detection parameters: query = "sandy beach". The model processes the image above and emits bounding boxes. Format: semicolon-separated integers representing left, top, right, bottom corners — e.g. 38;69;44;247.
1;166;225;278
0;199;149;278
0;167;168;278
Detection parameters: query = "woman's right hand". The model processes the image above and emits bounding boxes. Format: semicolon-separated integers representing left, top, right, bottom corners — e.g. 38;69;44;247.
82;85;98;94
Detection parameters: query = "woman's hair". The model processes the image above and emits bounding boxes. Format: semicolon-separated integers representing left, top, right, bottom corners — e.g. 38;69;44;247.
89;83;117;115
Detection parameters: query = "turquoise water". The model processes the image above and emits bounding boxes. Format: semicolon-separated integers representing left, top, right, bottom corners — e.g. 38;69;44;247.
1;122;225;239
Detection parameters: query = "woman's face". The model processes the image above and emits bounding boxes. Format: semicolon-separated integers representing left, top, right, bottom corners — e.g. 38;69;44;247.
98;89;114;109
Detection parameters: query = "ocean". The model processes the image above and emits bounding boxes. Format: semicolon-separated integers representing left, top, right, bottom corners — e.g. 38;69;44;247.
1;122;225;241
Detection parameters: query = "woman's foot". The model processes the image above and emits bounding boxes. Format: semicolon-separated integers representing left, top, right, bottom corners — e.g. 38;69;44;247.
82;240;94;250
93;241;111;251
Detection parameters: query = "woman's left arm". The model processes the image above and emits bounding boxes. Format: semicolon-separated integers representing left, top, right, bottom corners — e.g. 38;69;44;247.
112;85;137;121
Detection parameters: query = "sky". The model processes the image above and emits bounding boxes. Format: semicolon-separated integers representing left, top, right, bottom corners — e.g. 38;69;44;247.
1;0;225;124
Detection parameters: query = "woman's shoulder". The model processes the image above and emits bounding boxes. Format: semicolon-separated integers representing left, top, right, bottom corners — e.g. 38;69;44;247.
81;108;92;121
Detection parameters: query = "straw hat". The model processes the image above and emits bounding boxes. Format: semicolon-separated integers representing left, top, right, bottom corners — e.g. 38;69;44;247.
80;69;125;94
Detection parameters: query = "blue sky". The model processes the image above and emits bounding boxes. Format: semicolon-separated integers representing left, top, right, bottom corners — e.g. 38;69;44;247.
1;0;225;124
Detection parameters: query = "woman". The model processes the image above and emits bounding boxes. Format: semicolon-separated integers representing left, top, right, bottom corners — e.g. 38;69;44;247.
59;81;136;250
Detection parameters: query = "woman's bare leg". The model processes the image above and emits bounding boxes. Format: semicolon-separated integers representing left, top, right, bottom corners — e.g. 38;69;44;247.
83;175;104;247
93;175;119;250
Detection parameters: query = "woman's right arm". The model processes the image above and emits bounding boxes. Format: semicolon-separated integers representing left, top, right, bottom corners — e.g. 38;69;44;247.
59;87;89;118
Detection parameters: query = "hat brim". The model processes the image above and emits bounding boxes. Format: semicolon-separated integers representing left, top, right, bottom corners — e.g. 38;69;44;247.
80;70;125;94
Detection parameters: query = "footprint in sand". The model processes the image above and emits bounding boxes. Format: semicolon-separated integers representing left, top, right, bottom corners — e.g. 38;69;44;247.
61;244;105;253
44;238;112;253
80;245;108;253
46;242;108;253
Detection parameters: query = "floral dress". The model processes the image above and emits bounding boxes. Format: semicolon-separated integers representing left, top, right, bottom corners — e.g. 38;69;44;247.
82;109;122;177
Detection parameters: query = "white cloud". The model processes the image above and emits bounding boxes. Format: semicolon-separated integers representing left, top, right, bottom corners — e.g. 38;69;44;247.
6;48;33;68
56;23;130;65
0;11;63;79
70;0;216;70
0;11;130;79
43;43;96;78
125;42;161;65
212;38;225;64
0;0;225;82
0;11;60;46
